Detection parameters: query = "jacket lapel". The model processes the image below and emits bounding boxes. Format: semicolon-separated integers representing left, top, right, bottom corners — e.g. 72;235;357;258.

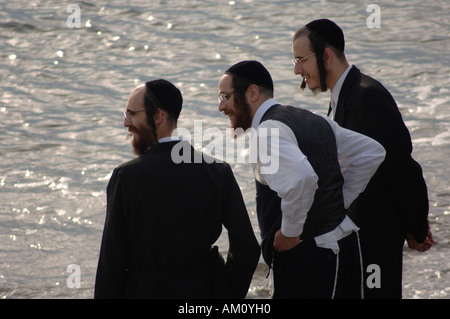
334;65;360;126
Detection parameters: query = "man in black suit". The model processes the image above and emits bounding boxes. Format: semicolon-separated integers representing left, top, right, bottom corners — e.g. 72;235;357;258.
95;79;260;298
291;19;435;298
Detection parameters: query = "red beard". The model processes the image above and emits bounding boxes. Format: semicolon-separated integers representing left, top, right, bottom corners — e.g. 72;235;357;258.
225;96;253;137
127;126;156;155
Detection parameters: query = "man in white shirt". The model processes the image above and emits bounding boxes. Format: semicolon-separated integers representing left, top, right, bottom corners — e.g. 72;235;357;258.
218;60;385;298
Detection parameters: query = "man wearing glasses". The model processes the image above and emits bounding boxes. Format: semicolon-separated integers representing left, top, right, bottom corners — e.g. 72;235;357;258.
218;60;386;298
291;19;435;298
95;79;260;298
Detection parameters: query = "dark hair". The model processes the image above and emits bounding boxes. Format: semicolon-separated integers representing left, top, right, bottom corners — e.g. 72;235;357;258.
293;27;346;92
308;29;328;92
225;72;273;105
143;88;158;142
143;83;178;143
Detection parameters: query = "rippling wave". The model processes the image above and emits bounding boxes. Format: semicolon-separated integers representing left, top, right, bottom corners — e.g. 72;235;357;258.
1;0;449;299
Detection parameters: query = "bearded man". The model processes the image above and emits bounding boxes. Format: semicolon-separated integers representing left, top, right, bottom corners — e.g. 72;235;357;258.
218;60;386;298
95;79;260;298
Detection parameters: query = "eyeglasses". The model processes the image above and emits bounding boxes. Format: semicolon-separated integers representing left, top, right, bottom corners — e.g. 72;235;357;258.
124;109;146;121
291;53;315;66
218;91;234;104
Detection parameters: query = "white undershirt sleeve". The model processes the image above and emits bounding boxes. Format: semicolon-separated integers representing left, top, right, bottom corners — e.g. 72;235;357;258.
251;120;318;237
317;114;386;208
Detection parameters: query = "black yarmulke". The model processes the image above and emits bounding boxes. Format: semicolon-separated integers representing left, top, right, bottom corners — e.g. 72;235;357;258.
145;79;183;119
305;19;345;52
226;60;274;91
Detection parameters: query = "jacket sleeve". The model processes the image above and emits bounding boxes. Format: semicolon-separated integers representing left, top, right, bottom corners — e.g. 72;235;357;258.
217;164;260;298
94;168;129;298
361;87;429;242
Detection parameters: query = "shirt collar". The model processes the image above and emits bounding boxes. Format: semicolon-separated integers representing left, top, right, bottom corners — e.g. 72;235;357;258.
331;65;352;106
158;136;182;143
251;98;279;129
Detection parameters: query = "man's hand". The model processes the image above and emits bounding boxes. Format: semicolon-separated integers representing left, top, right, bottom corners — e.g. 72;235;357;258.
273;229;301;252
406;229;436;252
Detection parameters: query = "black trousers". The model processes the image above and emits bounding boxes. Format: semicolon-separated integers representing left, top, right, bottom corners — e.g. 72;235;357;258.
272;231;362;299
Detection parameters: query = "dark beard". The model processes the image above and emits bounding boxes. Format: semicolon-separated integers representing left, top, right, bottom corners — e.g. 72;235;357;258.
127;126;156;156
225;97;252;138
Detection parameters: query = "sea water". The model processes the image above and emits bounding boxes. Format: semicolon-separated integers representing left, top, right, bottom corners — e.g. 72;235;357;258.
1;0;449;298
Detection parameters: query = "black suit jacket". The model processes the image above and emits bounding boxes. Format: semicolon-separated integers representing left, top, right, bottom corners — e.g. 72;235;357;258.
333;66;429;244
95;141;260;299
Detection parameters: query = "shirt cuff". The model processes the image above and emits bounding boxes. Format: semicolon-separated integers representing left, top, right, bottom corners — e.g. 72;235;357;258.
281;220;304;238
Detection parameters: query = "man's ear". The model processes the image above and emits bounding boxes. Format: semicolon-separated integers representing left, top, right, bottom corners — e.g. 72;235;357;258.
323;47;334;67
153;108;165;125
246;84;260;103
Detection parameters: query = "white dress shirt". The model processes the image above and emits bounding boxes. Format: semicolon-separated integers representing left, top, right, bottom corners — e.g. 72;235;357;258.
329;65;352;120
250;99;386;253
